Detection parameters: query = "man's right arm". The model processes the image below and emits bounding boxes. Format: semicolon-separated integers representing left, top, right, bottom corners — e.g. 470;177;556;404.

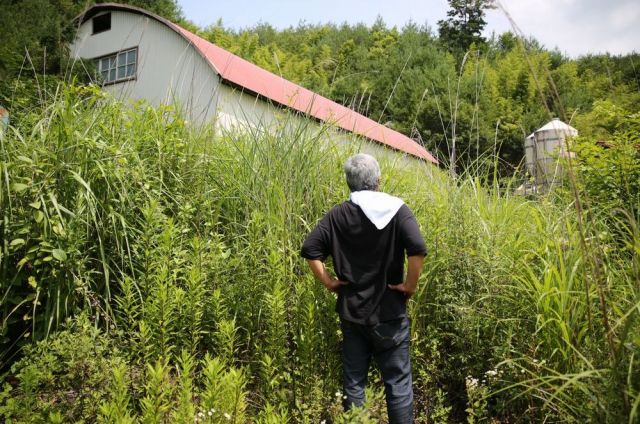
301;213;342;293
301;213;330;260
306;259;347;292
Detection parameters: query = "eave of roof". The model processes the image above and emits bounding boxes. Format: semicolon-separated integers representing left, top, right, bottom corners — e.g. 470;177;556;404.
76;3;438;164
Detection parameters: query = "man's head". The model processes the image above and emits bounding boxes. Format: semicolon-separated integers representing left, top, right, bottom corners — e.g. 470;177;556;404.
344;153;381;192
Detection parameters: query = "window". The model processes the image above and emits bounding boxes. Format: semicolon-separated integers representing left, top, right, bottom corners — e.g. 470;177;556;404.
92;13;111;34
96;48;137;84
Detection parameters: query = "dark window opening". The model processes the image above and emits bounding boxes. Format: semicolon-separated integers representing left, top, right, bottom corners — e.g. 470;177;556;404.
92;13;111;34
95;47;138;84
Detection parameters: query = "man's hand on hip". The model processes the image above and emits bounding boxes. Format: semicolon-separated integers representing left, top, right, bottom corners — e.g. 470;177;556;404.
325;278;348;293
388;282;416;298
306;259;348;293
388;255;424;298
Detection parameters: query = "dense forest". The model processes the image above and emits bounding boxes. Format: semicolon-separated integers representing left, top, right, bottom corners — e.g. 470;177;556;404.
1;0;639;423
194;18;640;170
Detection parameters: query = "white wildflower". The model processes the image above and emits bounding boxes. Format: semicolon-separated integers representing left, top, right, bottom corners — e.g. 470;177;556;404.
224;412;231;420
485;370;497;377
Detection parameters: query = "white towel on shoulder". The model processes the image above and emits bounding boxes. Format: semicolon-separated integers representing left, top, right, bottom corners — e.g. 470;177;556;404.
349;190;404;230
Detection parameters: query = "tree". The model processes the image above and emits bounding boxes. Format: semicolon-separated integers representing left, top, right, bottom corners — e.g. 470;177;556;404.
119;0;184;22
0;0;184;81
0;0;88;79
438;0;494;54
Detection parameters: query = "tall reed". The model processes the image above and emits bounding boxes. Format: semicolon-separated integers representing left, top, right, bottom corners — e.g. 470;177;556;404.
1;83;637;422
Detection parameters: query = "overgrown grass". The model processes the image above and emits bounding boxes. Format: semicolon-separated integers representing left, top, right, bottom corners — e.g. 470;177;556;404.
0;84;638;422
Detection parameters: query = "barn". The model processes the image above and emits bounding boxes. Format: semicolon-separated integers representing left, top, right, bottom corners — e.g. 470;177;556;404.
71;3;437;163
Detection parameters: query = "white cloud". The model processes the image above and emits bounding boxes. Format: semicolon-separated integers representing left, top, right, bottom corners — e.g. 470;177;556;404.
179;0;639;57
607;2;639;29
487;0;640;56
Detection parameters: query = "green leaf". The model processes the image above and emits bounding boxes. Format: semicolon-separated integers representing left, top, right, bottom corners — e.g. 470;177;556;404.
10;183;29;192
34;210;45;223
28;276;37;288
16;155;33;164
17;256;30;267
52;249;67;262
10;238;25;247
29;200;41;209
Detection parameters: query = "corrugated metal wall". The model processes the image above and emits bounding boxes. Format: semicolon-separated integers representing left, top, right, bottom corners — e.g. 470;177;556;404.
71;11;220;123
70;9;427;166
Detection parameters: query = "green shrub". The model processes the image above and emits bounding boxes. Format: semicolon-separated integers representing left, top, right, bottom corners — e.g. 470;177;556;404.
0;314;125;423
572;108;640;219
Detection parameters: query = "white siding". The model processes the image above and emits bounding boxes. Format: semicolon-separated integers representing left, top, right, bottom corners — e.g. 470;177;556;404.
216;83;279;130
71;11;220;123
215;83;421;167
70;9;429;167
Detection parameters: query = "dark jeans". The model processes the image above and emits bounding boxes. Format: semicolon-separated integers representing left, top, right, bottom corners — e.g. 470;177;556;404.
341;317;413;424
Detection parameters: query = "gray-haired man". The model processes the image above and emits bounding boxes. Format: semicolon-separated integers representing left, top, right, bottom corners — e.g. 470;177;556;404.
301;153;426;423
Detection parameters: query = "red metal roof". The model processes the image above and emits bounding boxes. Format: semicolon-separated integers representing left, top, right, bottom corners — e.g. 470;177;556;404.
77;3;437;163
172;25;437;163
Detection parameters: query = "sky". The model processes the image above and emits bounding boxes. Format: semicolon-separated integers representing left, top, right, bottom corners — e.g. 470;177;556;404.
177;0;639;58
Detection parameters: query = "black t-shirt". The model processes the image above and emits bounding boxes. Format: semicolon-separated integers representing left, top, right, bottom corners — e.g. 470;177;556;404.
301;200;426;325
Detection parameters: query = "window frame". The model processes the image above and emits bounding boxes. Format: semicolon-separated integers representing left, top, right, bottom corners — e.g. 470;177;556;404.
92;13;112;35
94;47;138;86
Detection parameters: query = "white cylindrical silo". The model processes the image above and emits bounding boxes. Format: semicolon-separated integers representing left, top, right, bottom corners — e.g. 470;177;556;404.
524;133;536;176
530;118;578;188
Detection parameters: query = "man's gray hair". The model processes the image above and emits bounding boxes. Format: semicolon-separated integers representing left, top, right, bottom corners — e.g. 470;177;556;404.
344;153;381;192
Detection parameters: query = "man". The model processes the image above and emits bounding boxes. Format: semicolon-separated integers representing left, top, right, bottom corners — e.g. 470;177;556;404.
301;153;426;424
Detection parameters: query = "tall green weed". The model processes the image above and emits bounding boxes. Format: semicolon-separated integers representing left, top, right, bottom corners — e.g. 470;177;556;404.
0;83;638;422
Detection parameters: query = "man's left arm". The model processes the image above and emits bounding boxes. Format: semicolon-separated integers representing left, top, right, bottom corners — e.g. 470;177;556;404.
388;255;424;297
388;205;427;298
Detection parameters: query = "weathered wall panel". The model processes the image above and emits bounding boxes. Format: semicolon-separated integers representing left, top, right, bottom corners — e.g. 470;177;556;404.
71;11;219;123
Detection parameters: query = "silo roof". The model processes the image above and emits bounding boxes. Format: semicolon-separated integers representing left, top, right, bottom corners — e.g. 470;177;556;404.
536;118;577;133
